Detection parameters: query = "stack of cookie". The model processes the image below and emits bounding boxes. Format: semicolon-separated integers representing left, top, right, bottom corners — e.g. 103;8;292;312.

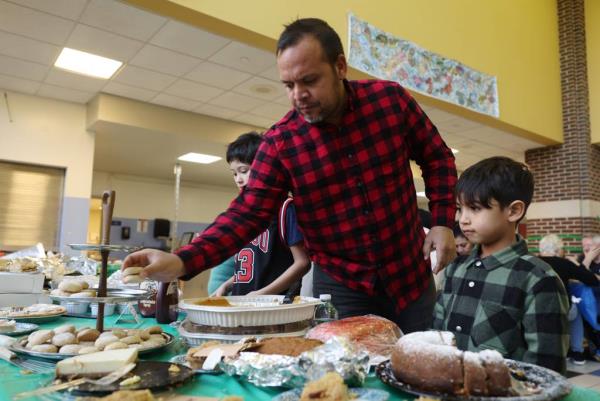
50;280;96;298
122;267;144;284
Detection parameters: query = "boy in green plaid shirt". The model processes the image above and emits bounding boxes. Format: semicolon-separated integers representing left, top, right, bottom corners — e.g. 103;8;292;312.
433;156;569;374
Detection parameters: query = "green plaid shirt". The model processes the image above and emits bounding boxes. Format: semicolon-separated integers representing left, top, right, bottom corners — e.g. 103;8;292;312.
433;236;569;374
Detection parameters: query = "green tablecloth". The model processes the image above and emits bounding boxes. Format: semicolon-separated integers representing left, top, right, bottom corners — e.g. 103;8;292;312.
1;315;599;401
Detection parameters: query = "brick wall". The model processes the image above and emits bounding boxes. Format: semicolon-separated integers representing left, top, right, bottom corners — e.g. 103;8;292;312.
524;0;600;254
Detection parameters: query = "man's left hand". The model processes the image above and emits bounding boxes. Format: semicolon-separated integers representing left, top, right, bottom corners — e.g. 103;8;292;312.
423;226;456;273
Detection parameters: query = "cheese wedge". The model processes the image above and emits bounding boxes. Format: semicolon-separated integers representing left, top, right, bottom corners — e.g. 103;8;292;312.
56;348;138;377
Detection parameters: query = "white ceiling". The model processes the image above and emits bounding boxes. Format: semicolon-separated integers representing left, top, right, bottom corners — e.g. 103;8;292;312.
0;0;547;191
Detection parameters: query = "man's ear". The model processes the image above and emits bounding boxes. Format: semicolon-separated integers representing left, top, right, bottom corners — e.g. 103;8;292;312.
335;54;347;80
507;200;526;223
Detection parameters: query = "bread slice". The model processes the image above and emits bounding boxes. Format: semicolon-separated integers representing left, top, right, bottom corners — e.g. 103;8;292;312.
56;348;138;378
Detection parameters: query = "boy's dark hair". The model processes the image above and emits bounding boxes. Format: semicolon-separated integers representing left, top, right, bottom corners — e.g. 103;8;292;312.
456;156;534;218
226;132;263;164
277;18;344;66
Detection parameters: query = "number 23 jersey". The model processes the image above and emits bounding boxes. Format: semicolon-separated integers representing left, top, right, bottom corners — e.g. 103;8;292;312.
231;198;303;295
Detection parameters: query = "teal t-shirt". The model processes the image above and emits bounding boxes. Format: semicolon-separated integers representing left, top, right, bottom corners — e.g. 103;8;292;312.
207;257;235;294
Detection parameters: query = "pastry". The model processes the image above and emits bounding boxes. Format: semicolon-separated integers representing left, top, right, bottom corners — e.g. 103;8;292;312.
300;371;349;401
391;331;513;396
56;348;138;378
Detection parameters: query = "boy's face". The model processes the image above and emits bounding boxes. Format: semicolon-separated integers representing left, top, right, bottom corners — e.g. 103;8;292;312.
456;198;515;250
455;235;473;256
229;160;251;189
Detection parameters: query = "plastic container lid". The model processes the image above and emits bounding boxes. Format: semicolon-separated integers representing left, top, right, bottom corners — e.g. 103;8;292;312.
319;294;331;301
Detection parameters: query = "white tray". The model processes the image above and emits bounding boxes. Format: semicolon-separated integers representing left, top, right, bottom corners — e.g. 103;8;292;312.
178;296;321;327
178;322;309;347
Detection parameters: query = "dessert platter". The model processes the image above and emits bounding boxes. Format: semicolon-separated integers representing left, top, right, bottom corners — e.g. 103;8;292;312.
376;330;572;401
0;304;66;323
10;324;175;360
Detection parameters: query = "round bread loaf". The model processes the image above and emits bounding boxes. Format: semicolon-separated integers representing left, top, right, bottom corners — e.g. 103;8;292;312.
95;334;120;350
391;331;512;397
59;344;83;354
58;280;84;293
104;341;128;351
54;324;76;335
28;329;53;346
77;328;100;342
52;332;76;347
122;267;144;277
110;329;128;339
31;344;58;353
122;275;143;284
121;335;141;345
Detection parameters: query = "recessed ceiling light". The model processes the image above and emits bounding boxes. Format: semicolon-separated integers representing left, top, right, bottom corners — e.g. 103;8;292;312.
177;152;222;164
250;84;275;95
417;191;426;198
451;148;459;154
54;47;122;79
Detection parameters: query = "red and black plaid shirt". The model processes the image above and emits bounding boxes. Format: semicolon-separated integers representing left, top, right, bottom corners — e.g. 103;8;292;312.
177;80;457;312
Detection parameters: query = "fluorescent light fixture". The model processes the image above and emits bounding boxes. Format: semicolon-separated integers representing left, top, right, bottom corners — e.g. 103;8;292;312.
54;47;122;79
451;148;459;154
417;191;426;198
178;152;222;164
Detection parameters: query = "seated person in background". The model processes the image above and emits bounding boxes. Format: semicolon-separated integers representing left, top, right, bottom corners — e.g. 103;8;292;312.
433;156;569;374
453;223;474;257
538;233;599;365
214;132;310;296
577;234;600;276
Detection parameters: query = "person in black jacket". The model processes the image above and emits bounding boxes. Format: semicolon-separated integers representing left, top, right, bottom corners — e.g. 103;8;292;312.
539;234;599;365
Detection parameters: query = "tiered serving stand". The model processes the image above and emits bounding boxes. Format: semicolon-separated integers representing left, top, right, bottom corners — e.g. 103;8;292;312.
48;191;149;332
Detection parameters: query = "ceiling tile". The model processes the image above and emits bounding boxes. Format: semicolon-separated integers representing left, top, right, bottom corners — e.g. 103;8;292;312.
273;94;290;106
150;20;230;59
0;54;48;81
258;64;280;82
79;0;167;41
231;113;273;129
185;61;251;90
164;79;223;103
209;42;275;74
232;76;286;101
37;83;94;103
102;81;157;102
193;103;241;120
150;93;202;111
249;102;290;120
130;44;201;76
208;91;266;112
0;30;61;65
0;73;40;94
0;1;74;45
44;68;107;92
112;65;176;91
10;0;88;20
66;24;144;62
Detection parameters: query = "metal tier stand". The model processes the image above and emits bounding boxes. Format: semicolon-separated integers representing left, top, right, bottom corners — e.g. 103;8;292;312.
63;191;147;332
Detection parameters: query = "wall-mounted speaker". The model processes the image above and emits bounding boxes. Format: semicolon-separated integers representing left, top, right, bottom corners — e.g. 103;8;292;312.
153;218;170;238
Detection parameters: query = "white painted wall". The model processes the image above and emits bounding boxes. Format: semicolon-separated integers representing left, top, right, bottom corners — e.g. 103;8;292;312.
0;90;95;252
91;171;238;222
0;91;94;198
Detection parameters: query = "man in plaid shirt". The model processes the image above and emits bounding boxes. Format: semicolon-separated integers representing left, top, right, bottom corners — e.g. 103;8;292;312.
433;157;569;373
124;18;457;332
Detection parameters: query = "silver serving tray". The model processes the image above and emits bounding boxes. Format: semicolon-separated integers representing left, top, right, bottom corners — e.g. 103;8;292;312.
50;288;150;303
10;332;175;361
68;244;142;252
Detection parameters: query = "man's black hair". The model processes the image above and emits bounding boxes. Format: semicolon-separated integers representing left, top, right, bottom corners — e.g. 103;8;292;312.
277;18;344;65
456;156;534;214
226;132;263;164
